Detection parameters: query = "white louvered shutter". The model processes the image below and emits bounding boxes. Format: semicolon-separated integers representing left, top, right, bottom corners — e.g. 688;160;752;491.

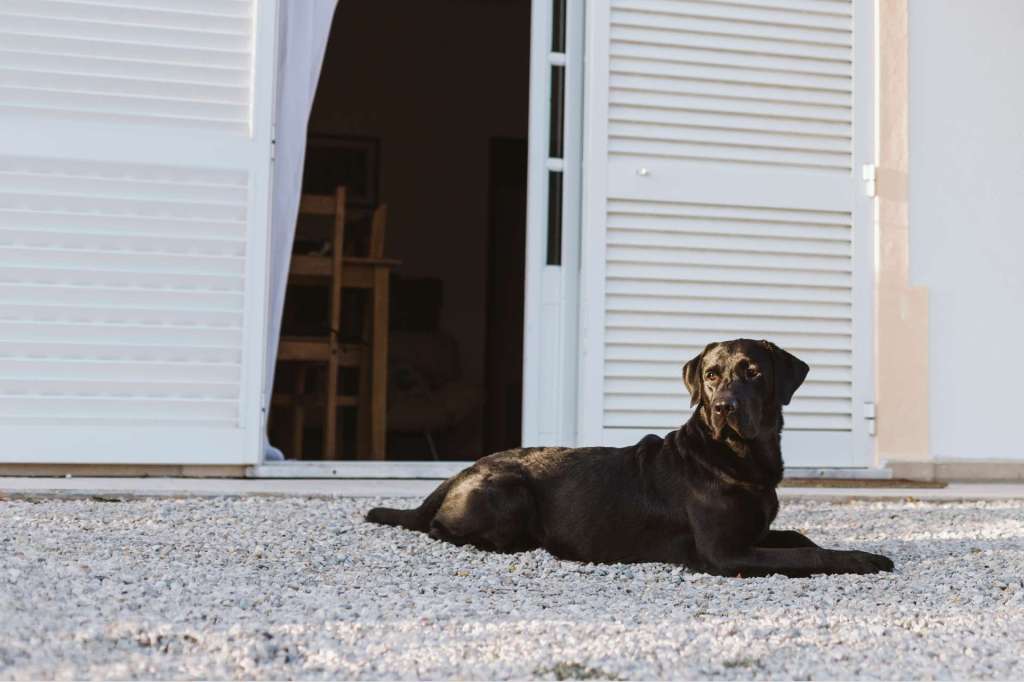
579;0;874;466
0;0;277;463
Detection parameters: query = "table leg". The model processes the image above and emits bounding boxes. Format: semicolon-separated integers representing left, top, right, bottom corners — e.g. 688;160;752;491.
325;346;339;460
356;344;371;458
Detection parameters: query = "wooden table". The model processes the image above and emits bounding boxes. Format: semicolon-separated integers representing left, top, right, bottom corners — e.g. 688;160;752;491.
287;255;400;460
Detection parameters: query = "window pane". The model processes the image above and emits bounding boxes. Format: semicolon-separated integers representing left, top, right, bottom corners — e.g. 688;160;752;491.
552;0;566;52
547;171;563;265
549;65;565;159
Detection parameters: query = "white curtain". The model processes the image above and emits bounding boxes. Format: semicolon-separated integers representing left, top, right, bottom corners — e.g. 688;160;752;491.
263;0;339;461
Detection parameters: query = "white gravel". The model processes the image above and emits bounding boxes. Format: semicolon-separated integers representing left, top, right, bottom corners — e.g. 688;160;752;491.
1;495;1022;680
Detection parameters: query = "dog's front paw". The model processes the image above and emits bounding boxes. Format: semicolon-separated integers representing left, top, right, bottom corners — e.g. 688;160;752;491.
837;549;894;574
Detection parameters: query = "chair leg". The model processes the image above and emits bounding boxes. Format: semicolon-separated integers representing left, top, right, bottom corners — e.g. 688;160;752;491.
424;431;439;460
325;186;346;460
356;350;371;458
291;365;307;460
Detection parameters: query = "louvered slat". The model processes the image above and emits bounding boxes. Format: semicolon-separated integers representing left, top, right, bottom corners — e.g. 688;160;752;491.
607;261;851;288
0;283;243;310
605;346;851;366
604;411;852;431
0;358;240;383
4;0;253;31
0;0;254;131
606;294;851;319
607;365;853;387
0;340;241;365
606;327;852;351
0;396;238;422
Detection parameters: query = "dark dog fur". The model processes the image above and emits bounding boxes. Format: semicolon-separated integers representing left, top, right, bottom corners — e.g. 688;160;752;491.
367;339;894;577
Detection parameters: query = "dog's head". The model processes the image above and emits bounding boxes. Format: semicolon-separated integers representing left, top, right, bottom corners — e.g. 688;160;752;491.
683;339;809;440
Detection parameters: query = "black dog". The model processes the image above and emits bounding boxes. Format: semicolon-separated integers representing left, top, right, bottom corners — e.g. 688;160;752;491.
367;339;893;577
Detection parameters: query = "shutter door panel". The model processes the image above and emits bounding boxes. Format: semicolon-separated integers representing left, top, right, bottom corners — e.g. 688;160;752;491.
581;0;872;466
0;0;274;463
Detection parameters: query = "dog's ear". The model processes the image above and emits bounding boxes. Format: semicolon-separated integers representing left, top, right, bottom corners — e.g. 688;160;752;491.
682;343;715;407
760;340;809;406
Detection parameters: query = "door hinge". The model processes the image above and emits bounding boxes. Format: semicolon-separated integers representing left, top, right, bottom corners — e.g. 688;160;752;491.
861;164;877;197
864;401;876;436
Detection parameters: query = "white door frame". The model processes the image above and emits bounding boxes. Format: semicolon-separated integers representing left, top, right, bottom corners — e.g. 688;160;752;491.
521;0;586;449
576;0;611;448
849;0;877;468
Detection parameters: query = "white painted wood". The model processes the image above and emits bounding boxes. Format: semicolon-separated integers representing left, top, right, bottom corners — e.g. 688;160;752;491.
558;0;585;447
579;0;874;467
578;0;614;447
522;0;585;447
0;0;277;464
520;0;552;448
846;0;875;469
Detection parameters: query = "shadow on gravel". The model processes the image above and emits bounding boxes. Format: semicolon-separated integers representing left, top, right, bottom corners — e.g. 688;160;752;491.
535;662;622;680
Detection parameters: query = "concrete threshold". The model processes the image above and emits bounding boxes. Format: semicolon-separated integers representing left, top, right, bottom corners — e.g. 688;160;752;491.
1;477;1023;501
246;462;895;480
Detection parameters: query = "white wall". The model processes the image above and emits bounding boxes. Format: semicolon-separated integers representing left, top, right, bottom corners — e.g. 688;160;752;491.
909;1;1024;459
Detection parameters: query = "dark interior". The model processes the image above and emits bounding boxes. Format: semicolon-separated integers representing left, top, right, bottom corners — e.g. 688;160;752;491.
269;0;532;461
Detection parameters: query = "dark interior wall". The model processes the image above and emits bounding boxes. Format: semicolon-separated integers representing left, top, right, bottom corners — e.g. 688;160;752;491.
308;0;530;453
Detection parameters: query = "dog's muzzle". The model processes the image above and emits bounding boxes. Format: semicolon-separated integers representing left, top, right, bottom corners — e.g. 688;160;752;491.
710;399;758;439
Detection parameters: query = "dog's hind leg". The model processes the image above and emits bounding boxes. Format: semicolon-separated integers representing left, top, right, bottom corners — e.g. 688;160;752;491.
365;476;457;532
430;472;539;553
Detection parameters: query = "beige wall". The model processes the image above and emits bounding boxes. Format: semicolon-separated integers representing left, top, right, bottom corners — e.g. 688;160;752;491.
875;0;930;465
308;0;530;451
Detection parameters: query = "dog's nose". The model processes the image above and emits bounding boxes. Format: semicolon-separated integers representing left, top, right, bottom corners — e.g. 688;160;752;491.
713;399;737;416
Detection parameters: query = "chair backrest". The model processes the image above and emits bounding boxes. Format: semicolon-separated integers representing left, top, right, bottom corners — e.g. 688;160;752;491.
298;186;347;256
299;191;384;259
296;187;346;341
368;203;388;259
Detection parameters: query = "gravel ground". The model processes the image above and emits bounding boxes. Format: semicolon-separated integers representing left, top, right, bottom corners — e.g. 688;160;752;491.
1;495;1022;680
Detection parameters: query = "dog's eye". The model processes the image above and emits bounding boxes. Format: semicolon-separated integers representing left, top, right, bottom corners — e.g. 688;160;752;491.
704;370;718;382
746;367;761;379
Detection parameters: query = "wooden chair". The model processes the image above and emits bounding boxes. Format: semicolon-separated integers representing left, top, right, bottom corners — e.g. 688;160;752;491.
274;188;392;459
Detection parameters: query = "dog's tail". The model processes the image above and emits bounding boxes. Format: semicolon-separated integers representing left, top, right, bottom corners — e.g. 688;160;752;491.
365;476;456;532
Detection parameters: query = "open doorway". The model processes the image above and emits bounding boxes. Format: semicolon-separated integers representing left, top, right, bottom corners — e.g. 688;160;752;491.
268;0;531;461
